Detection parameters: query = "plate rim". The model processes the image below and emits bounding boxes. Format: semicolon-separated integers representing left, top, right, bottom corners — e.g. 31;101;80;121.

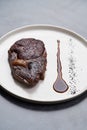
0;24;87;104
0;24;87;42
0;84;87;104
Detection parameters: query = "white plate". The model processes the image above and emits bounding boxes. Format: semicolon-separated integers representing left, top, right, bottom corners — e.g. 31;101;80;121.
0;25;87;103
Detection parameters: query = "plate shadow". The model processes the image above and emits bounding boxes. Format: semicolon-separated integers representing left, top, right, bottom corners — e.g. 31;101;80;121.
0;85;87;111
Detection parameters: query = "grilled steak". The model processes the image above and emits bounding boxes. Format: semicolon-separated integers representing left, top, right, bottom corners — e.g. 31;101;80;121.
8;38;47;86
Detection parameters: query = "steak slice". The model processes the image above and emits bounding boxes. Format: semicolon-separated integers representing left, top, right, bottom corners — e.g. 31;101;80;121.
8;38;47;86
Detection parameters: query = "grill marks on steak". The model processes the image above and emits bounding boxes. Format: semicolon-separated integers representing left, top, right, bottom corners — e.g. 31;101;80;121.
8;38;47;86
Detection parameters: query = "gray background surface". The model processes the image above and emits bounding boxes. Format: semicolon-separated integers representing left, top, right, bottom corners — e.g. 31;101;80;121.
0;0;87;130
